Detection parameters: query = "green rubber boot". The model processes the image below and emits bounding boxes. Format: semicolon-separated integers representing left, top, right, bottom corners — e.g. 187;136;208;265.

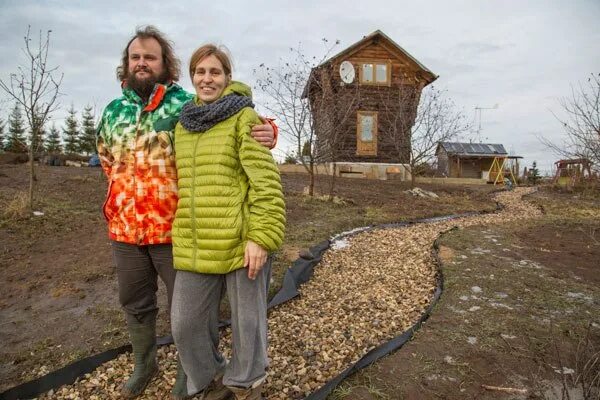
170;358;190;400
121;312;159;398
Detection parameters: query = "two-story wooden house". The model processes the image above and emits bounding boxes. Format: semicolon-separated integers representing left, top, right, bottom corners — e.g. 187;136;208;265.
304;30;437;169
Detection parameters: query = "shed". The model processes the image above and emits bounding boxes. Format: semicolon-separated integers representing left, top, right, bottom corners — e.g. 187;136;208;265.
436;142;519;182
304;30;437;164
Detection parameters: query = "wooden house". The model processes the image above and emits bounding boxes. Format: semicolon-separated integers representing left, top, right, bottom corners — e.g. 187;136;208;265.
304;30;437;164
436;142;520;183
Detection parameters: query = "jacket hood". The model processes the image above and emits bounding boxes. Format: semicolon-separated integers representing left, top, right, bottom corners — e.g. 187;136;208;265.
194;80;252;105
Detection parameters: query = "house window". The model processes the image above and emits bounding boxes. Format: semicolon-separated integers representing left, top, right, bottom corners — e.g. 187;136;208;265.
356;111;378;156
360;62;390;85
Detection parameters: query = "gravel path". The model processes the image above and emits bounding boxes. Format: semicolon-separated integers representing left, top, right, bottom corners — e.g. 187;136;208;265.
38;187;541;399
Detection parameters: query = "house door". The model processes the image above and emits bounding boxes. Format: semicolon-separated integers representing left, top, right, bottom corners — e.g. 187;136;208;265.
356;111;377;156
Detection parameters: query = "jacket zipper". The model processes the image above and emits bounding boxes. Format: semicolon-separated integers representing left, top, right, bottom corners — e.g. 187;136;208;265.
133;108;144;244
191;134;201;264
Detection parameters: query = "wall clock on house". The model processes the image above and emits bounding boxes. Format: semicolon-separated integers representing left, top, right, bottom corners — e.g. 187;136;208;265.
339;61;355;84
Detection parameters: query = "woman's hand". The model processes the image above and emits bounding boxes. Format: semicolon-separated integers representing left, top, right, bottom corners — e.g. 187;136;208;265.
244;240;268;280
250;117;275;148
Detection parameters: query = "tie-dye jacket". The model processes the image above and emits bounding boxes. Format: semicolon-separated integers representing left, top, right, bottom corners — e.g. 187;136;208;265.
97;83;194;245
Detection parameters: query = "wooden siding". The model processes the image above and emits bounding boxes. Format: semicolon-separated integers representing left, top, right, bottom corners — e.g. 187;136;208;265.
308;47;423;163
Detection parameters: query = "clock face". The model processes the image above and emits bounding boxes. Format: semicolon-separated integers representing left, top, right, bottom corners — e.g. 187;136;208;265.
339;61;355;84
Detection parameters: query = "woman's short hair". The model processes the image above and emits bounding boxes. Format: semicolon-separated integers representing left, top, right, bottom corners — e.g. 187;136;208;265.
116;25;181;82
188;44;233;81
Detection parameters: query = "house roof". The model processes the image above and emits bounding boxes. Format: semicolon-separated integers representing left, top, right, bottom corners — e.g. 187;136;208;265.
319;29;437;84
437;142;508;157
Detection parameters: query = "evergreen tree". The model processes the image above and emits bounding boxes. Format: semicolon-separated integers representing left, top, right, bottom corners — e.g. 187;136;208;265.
79;105;97;155
45;124;62;153
63;105;80;154
30;110;46;153
6;104;27;153
0;118;5;151
528;161;541;185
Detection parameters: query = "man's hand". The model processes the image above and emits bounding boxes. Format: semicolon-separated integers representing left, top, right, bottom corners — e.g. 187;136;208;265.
251;116;276;148
244;240;268;280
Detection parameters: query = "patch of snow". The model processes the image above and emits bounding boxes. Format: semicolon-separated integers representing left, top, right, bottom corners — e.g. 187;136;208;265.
468;306;481;312
459;255;468;259
501;334;517;339
444;356;454;364
459;295;469;301
467;337;477;345
329;226;371;241
330;239;350;250
495;292;509;298
490;302;514;310
553;367;575;375
33;211;44;216
471;286;482;293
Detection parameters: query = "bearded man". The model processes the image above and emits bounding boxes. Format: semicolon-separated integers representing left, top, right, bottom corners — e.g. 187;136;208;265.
96;26;276;399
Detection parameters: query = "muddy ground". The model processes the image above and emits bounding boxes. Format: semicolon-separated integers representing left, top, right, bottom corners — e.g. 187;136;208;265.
335;189;600;399
0;165;497;393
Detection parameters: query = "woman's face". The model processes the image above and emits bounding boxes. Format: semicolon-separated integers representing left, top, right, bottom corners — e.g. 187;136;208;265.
192;54;228;103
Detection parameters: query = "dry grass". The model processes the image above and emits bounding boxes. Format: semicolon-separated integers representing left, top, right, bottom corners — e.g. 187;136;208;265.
2;190;29;220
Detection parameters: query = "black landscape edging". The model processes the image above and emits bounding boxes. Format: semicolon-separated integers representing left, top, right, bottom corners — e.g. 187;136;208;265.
0;205;500;400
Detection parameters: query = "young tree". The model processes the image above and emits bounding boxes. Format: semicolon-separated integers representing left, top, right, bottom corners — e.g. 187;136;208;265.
0;26;63;212
79;105;96;155
528;160;541;185
0;117;5;151
254;40;342;196
63;105;80;154
541;73;600;168
380;86;470;186
5;104;28;153
45;123;62;153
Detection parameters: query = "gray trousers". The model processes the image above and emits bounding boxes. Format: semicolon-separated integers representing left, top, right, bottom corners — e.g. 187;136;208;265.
171;259;271;394
111;241;177;321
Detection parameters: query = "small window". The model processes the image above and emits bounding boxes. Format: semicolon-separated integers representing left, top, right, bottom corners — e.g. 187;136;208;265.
360;115;374;141
361;64;374;83
360;61;390;85
375;64;387;83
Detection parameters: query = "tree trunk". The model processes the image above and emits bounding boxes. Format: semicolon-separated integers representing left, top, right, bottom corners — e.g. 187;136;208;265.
410;163;416;188
28;147;35;213
308;161;315;196
328;162;337;200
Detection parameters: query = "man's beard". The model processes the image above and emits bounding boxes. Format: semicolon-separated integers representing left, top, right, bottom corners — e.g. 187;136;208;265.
126;67;169;101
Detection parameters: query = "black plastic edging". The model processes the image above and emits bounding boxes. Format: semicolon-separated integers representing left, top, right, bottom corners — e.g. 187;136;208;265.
0;204;502;400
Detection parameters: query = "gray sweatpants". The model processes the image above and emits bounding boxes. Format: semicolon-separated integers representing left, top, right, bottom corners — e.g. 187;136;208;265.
171;259;271;394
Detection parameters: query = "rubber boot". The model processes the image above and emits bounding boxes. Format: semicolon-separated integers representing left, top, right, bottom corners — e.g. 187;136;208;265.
121;311;159;398
227;382;263;400
170;358;190;400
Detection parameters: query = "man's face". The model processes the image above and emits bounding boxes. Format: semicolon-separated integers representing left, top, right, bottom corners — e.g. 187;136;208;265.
126;37;167;98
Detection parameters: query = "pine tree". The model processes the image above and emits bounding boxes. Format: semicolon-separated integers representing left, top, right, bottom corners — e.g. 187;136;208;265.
45;124;62;154
30;110;46;154
63;105;80;154
6;104;27;153
528;161;541;185
79;105;97;155
0;118;5;151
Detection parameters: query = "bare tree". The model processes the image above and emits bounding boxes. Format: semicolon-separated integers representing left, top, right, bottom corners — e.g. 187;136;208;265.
0;26;63;212
254;40;340;196
380;85;470;186
541;73;600;169
307;64;360;198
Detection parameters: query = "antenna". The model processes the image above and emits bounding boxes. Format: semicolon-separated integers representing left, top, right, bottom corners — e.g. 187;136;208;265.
473;104;498;142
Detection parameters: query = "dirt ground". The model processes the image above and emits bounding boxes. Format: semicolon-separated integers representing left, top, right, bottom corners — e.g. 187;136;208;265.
334;189;600;399
0;165;497;393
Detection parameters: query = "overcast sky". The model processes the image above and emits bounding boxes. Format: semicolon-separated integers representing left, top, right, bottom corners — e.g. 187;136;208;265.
1;0;598;173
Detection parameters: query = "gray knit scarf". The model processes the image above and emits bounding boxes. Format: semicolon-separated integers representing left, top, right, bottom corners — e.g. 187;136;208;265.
179;94;254;133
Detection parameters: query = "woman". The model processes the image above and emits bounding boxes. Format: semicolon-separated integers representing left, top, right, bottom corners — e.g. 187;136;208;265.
170;44;285;400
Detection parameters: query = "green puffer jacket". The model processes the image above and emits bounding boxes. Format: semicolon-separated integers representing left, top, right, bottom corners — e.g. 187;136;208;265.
172;82;285;274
